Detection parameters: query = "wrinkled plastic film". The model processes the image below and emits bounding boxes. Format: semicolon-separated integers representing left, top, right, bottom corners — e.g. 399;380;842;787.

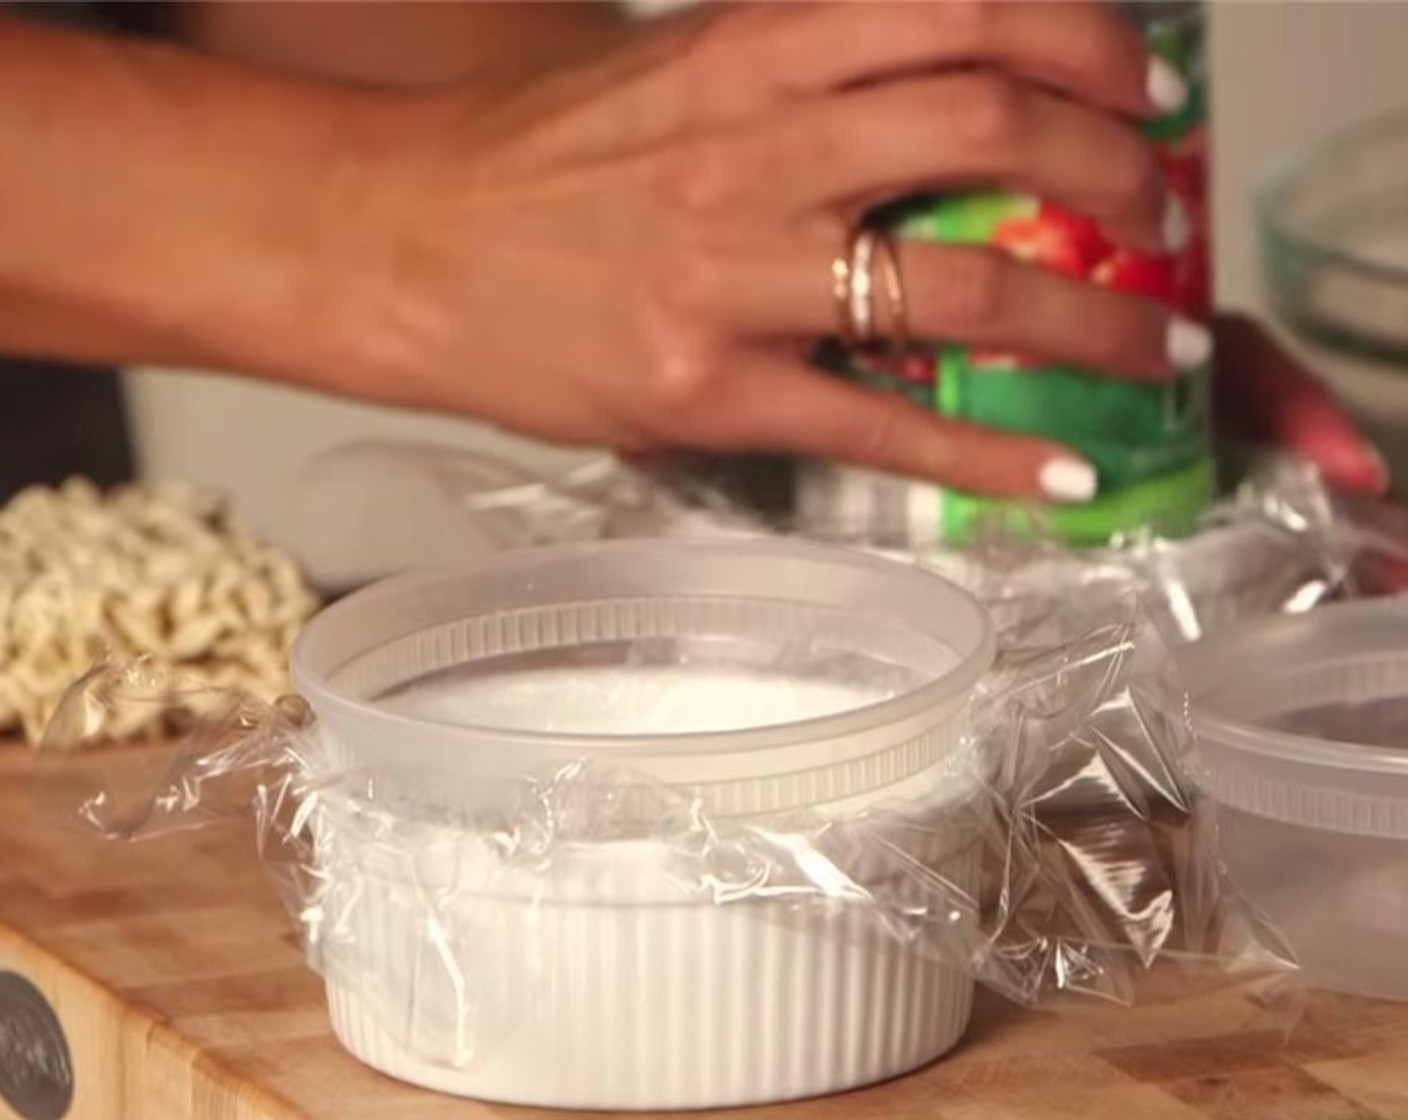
42;442;1371;1080
776;454;1403;643
968;606;1297;1016
36;591;1299;1074
34;659;309;839
293;442;1406;644
287;766;995;1072
929;457;1399;646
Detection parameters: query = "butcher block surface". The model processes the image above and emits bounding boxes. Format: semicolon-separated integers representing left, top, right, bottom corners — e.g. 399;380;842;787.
0;740;1406;1120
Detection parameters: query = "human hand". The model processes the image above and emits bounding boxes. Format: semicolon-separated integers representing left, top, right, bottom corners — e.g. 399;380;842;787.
315;2;1205;505
1214;314;1387;496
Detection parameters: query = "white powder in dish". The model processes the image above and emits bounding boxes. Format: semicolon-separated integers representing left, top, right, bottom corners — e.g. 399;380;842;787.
382;664;898;735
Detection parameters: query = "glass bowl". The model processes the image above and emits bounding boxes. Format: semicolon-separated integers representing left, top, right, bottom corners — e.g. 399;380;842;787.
1259;110;1408;498
1259;109;1408;364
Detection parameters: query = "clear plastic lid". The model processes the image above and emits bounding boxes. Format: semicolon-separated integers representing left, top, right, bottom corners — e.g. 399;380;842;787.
291;539;995;818
1179;597;1408;837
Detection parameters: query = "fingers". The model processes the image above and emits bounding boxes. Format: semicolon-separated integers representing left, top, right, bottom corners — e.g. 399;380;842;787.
1214;313;1388;495
691;240;1209;383
701;2;1172;122
665;354;1094;502
732;74;1171;254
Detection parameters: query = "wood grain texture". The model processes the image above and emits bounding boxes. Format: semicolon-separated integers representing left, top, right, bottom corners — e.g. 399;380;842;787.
0;741;1405;1120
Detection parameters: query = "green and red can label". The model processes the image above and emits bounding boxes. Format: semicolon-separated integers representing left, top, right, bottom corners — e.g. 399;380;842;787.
832;2;1212;546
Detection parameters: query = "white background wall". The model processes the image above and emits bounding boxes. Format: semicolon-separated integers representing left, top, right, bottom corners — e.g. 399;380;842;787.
1209;1;1408;318
124;1;1408;554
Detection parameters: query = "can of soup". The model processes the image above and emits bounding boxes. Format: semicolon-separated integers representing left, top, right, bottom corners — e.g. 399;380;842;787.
800;1;1212;547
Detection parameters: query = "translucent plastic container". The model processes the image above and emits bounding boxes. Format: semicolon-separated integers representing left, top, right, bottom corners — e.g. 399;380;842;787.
1179;598;1408;999
290;539;995;1109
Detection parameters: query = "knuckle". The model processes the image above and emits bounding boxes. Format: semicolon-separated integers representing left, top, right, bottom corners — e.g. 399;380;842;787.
627;252;734;425
1109;144;1164;214
929;247;1009;333
1065;15;1118;76
645;344;726;419
649;245;727;322
788;113;846;179
673;11;738;79
1076;10;1147;91
1029;0;1139;91
950;74;1028;165
1094;296;1165;374
848;395;911;467
651;139;743;217
671;7;780;116
628;298;727;420
939;0;998;51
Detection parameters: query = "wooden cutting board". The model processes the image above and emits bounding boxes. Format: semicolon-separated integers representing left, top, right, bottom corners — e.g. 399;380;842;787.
0;740;1406;1120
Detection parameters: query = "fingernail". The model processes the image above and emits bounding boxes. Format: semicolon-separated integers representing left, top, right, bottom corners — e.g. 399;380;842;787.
1168;316;1213;370
1162;193;1189;253
1039;458;1098;504
1147;55;1189;113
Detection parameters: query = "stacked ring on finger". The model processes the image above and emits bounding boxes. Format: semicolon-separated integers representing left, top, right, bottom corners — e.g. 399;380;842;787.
872;233;909;350
833;226;910;350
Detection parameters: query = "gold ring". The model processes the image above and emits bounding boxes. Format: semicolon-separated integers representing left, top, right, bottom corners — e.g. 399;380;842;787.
872;232;909;350
834;227;907;350
848;227;878;345
830;248;853;345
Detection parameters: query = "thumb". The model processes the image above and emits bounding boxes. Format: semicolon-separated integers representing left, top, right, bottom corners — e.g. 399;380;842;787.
1214;313;1388;496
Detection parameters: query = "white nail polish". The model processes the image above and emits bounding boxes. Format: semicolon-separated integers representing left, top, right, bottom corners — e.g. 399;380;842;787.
1167;317;1213;370
1039;458;1098;504
1147;56;1189;113
1162;193;1189;253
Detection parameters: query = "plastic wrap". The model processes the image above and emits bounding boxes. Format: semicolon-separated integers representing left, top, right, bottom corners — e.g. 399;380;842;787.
653;454;1407;642
916;457;1408;646
36;536;1299;1110
290;443;1408;647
